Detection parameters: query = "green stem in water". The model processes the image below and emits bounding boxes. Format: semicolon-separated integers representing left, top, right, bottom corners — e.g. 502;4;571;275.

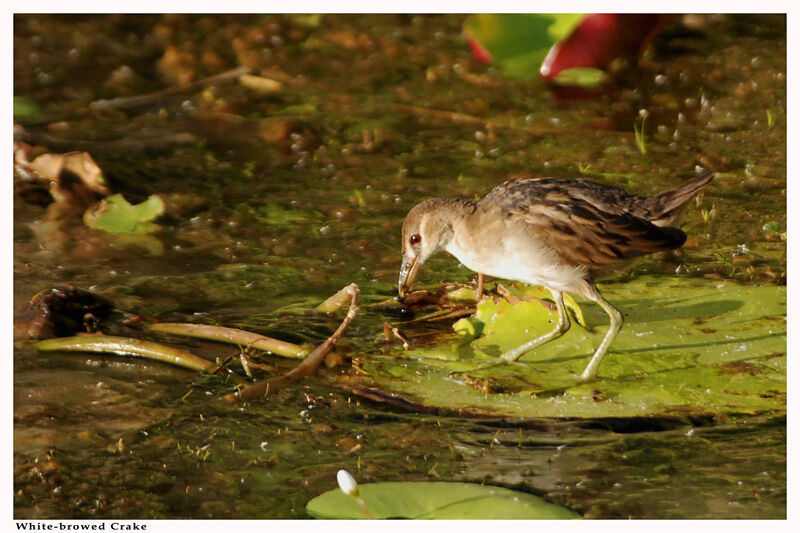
35;335;219;373
145;323;312;359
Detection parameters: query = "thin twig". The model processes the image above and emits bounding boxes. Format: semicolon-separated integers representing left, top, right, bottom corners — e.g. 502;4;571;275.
90;66;252;110
15;127;199;151
410;307;475;323
239;350;275;377
495;283;520;304
382;321;411;349
224;283;360;402
392;327;411;349
393;103;559;136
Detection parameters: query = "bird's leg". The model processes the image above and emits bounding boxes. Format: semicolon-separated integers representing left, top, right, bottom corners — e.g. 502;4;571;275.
473;289;570;370
475;273;484;301
578;291;623;383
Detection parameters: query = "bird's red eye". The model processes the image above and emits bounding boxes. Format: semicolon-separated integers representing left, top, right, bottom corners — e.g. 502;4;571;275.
410;234;421;245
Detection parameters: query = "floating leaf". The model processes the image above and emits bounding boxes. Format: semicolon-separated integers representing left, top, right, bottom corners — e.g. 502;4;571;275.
363;276;786;418
464;14;584;79
84;193;165;235
466;14;669;89
763;221;781;233
306;481;579;519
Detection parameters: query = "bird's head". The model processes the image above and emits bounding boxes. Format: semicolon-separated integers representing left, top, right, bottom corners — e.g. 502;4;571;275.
398;198;469;298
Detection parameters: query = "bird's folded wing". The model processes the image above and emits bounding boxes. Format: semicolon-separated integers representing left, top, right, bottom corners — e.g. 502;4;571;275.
514;199;686;270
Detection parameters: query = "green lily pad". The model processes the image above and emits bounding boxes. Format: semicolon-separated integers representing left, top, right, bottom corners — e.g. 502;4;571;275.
84;194;165;235
363;276;786;418
464;14;585;79
306;481;579;519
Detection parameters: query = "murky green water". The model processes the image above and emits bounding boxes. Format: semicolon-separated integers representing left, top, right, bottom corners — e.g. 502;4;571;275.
14;14;785;518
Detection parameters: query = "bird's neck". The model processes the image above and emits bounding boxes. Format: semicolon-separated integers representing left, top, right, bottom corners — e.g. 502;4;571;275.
431;199;476;257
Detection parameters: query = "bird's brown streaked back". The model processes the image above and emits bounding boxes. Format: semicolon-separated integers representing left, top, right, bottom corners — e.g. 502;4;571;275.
478;177;689;272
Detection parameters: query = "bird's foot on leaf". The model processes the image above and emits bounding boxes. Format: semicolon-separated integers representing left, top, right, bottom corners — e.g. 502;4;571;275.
574;371;597;384
470;343;529;370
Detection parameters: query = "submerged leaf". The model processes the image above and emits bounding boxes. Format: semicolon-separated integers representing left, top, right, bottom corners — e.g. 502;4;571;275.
306;481;579;519
249;202;325;227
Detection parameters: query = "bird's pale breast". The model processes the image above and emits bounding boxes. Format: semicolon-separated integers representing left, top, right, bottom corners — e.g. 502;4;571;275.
445;210;589;292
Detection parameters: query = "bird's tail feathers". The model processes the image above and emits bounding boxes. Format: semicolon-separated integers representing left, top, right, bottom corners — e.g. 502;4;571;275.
646;169;715;226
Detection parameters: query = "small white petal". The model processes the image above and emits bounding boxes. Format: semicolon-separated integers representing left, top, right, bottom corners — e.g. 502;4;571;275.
337;469;358;497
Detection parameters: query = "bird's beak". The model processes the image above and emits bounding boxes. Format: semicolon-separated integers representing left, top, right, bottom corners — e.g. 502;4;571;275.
398;254;420;299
